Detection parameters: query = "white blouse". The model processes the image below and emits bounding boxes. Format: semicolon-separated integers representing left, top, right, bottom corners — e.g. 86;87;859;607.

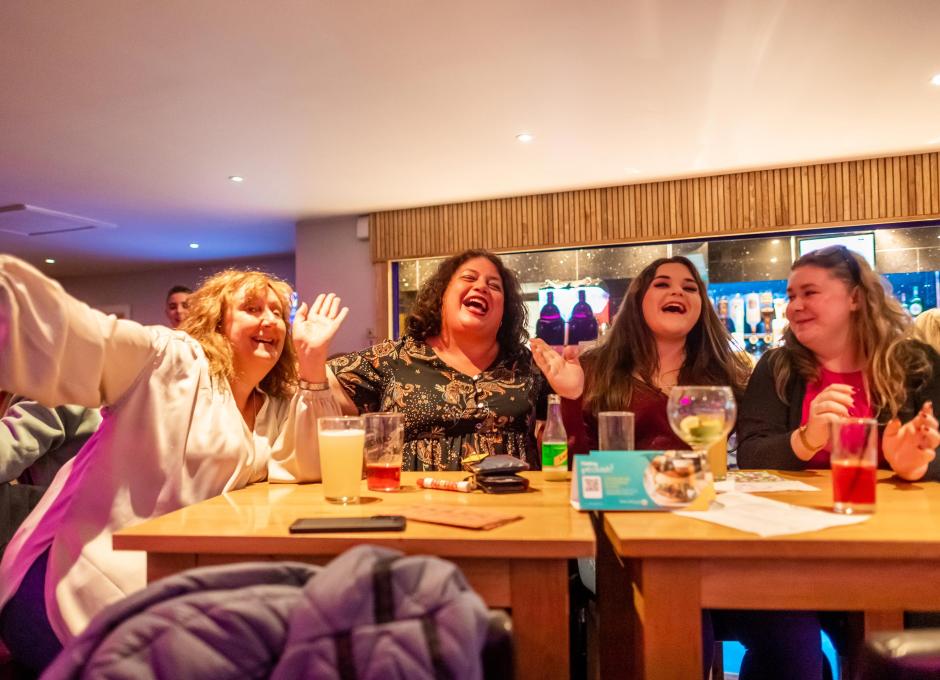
0;256;339;640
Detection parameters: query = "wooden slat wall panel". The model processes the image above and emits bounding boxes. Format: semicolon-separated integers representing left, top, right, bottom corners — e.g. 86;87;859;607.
370;152;940;262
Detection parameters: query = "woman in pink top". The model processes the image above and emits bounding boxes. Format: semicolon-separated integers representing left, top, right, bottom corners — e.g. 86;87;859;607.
738;245;940;480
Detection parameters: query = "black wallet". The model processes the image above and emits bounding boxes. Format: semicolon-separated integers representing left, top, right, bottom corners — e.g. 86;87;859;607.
466;454;530;477
466;455;530;494
474;474;531;494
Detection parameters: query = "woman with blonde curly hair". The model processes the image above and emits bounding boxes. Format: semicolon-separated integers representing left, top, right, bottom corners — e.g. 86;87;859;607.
738;245;940;481
0;256;345;673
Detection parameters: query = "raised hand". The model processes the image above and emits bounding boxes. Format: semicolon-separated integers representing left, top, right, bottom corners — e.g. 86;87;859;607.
802;384;855;449
530;338;584;400
883;401;940;481
292;293;348;379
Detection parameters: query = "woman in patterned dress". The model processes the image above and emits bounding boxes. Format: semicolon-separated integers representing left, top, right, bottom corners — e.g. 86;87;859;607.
303;249;584;471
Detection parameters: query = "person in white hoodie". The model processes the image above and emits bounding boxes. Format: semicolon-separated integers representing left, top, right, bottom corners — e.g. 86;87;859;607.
0;256;346;673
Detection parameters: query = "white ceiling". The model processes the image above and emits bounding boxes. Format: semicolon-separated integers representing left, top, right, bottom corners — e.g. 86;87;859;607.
1;0;939;275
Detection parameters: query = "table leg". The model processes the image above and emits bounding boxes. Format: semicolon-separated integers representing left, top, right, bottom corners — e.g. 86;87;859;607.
595;512;639;679
510;559;569;680
637;559;702;680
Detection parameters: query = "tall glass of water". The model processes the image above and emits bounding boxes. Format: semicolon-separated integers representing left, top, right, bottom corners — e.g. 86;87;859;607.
598;411;635;451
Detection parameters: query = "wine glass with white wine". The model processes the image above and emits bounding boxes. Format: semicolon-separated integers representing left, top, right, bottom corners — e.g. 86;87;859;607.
667;386;736;484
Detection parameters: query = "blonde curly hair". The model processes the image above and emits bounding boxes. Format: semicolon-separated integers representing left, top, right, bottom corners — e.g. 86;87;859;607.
179;269;297;398
913;308;940;354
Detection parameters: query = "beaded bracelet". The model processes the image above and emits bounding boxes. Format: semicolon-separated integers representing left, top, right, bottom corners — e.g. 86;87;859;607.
298;378;330;392
798;424;825;453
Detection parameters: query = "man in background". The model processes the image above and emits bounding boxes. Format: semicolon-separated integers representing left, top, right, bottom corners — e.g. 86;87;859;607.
164;285;192;328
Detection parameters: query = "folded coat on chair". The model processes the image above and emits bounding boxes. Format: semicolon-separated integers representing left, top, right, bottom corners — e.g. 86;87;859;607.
43;545;491;680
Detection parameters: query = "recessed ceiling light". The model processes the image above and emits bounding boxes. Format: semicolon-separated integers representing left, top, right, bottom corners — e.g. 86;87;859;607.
44;258;55;264
515;133;534;143
771;239;780;244
931;73;940;86
770;257;778;263
189;242;200;249
228;175;245;183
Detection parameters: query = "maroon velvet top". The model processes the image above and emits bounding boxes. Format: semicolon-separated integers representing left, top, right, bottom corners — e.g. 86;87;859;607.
564;382;690;455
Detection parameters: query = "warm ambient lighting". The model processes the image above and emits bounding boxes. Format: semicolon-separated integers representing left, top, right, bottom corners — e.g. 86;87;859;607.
771;239;780;245
770;257;778;263
515;133;534;143
189;243;200;249
931;74;940;86
228;175;245;183
45;258;55;264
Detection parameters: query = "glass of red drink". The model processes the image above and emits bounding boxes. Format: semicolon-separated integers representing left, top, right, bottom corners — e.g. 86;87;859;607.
830;417;878;514
364;413;404;492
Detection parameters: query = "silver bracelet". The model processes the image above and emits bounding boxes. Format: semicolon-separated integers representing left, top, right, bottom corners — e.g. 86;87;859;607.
298;378;330;392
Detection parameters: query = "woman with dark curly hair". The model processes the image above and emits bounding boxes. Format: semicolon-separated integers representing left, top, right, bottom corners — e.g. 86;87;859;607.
307;249;584;471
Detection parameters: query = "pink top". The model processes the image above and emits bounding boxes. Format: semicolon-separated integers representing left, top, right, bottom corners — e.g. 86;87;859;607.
800;367;880;468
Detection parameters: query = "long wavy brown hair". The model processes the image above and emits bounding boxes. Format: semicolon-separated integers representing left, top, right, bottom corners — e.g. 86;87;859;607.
583;256;751;413
404;249;529;357
768;245;930;417
179;270;297;398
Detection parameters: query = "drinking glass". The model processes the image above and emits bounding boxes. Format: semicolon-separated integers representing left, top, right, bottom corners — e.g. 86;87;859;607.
364;413;404;492
598;411;635;450
317;416;365;504
830;417;877;514
666;386;736;481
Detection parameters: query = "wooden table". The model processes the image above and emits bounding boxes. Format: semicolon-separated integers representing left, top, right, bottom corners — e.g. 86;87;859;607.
597;469;940;680
114;471;593;680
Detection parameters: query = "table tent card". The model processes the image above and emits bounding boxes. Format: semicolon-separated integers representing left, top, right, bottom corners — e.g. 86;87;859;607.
574;450;715;511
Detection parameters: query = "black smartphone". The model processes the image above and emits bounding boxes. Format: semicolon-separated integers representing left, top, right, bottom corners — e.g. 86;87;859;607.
288;515;407;534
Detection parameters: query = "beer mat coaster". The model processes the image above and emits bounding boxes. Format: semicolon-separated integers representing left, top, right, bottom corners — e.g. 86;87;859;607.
399;506;523;530
715;471;819;493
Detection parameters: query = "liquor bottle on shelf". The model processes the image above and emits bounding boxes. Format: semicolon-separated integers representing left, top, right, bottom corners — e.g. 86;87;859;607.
567;290;598;345
745;293;762;334
909;286;924;317
899;291;909;315
730;294;745;347
717;297;736;333
536;292;566;346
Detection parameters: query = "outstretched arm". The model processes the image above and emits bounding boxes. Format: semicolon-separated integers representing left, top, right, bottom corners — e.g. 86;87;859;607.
0;256;155;408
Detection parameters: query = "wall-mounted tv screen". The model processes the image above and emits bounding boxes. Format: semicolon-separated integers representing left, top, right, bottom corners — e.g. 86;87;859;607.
797;232;876;268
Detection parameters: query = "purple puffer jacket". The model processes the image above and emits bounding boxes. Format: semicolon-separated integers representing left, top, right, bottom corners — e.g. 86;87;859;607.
42;545;491;680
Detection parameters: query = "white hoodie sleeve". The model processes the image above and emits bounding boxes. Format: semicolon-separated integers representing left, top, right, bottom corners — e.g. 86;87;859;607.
0;255;155;408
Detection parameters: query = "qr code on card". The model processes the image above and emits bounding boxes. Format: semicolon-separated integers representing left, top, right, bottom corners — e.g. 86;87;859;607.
581;475;603;499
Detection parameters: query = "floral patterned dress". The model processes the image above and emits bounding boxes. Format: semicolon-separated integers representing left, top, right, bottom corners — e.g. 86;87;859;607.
328;336;550;471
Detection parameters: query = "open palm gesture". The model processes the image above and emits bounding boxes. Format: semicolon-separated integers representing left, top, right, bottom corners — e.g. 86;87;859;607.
883;401;939;481
531;338;584;399
292;293;348;366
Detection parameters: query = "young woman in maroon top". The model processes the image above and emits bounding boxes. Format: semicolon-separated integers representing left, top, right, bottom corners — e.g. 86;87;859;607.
577;256;750;451
580;257;827;680
738;245;940;480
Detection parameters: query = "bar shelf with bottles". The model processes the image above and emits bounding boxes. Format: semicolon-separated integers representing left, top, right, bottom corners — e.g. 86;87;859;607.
392;221;940;358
